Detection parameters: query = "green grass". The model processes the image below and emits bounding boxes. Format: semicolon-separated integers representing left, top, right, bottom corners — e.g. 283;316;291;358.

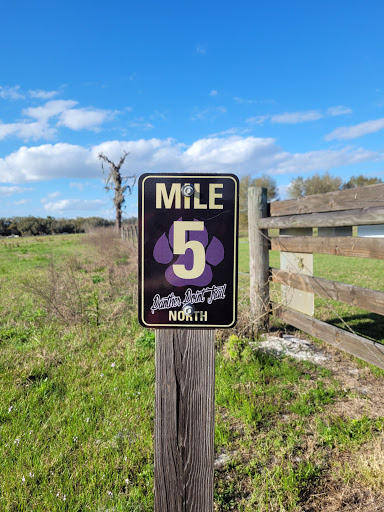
0;235;85;278
1;233;384;510
214;339;384;510
238;235;384;344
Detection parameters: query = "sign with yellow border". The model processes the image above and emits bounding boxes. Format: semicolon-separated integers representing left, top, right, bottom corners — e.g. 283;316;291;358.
138;173;239;328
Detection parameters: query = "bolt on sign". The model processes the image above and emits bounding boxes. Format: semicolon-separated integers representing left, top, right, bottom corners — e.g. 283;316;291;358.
138;173;239;328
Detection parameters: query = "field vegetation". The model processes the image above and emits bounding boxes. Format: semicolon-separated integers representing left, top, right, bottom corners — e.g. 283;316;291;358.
1;231;384;511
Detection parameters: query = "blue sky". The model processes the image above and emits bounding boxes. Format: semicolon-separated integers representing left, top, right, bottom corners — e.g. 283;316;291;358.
1;0;384;219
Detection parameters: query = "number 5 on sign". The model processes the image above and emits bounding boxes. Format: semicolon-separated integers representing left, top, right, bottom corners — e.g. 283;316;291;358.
173;221;205;279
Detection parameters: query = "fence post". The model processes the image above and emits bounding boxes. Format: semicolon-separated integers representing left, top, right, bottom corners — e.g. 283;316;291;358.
248;187;270;334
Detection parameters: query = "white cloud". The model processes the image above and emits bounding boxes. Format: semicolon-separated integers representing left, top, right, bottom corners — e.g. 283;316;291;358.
0;143;93;183
43;199;107;213
245;116;269;125
0;185;33;197
0;121;56;141
0;137;382;185
0;86;25;100
58;107;114;131
41;191;62;204
325;118;384;141
209;90;218;96
245;106;351;127
233;96;257;105
208;127;252;137
327;105;352;116
24;100;78;121
128;118;154;130
0;99;113;141
28;89;59;99
271;110;323;124
267;146;381;175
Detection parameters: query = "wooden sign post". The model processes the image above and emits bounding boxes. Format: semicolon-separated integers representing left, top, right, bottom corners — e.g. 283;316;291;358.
154;328;215;511
138;174;239;511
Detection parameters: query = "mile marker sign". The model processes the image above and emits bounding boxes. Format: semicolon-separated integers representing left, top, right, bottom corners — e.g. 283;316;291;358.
138;173;239;328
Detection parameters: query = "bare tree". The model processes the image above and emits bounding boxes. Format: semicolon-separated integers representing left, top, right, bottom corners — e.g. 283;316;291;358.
98;151;136;233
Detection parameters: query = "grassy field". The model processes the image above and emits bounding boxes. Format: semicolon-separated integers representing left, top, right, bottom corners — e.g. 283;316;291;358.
238;233;384;343
1;232;384;511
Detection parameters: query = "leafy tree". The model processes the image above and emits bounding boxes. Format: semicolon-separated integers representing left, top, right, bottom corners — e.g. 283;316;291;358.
288;172;342;198
342;175;383;189
0;216;118;237
99;152;136;233
239;174;278;228
123;216;138;225
0;218;12;236
17;216;46;236
8;217;22;235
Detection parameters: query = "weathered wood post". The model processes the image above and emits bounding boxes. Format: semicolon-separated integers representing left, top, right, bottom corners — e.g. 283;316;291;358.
138;173;239;511
248;187;269;334
154;328;215;511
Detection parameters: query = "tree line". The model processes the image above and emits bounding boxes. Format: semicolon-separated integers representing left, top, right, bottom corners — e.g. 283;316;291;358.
0;216;138;237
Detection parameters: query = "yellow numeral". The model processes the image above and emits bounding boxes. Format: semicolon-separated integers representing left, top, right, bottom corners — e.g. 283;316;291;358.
173;221;205;279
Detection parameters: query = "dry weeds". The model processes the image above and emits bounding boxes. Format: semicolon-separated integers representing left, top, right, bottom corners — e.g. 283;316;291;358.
22;228;138;329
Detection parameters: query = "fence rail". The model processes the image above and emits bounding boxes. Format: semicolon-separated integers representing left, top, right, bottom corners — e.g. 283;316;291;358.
249;182;384;370
270;236;384;259
258;205;384;230
274;305;384;370
270;182;384;216
270;268;384;316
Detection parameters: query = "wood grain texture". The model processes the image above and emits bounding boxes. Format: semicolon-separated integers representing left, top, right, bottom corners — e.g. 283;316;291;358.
248;187;270;333
258;206;384;230
271;268;384;316
270;183;384;217
155;329;215;512
274;305;384;370
270;236;384;260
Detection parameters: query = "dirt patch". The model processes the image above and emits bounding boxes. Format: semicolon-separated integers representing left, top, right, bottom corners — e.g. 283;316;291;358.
255;334;330;364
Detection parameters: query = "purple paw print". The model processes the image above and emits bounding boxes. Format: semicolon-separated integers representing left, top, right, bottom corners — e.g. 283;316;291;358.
153;218;224;287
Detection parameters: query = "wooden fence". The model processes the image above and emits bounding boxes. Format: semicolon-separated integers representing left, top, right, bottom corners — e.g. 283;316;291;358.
121;224;138;242
248;183;384;370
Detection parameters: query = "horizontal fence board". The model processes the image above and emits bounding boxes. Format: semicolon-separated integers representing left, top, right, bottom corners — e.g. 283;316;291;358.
270;183;384;217
273;304;384;370
270;236;384;260
271;268;384;316
259;206;384;230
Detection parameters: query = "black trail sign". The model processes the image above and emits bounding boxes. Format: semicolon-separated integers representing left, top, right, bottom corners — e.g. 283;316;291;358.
138;173;239;328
